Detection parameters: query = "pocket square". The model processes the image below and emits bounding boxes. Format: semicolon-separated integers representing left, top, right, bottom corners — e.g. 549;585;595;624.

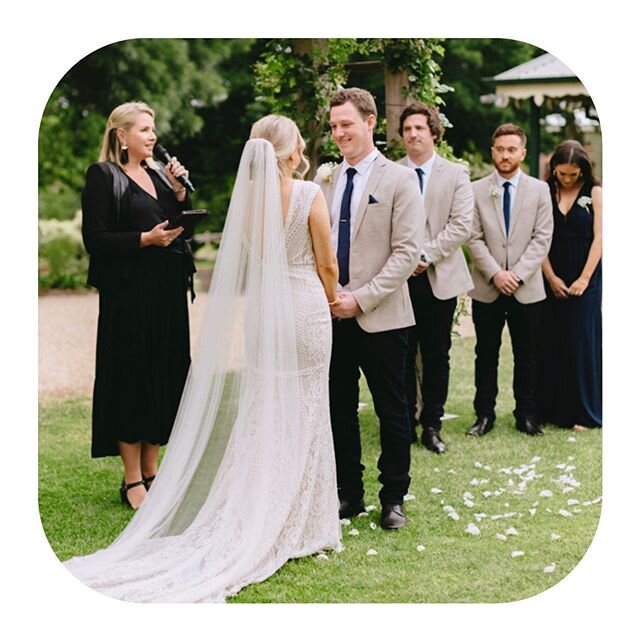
368;194;378;204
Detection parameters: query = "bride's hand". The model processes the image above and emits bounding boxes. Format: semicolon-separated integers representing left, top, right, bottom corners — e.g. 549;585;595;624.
330;292;361;319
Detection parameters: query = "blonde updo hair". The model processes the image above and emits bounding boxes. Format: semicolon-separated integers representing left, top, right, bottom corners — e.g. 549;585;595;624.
99;101;155;167
249;114;309;178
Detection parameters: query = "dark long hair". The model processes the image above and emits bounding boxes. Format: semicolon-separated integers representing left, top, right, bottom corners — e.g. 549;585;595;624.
547;140;600;200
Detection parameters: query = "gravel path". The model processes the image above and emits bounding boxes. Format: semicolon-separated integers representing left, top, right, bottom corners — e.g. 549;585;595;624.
38;289;475;401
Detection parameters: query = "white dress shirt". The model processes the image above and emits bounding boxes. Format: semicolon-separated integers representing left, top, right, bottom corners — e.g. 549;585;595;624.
495;168;522;218
406;153;437;262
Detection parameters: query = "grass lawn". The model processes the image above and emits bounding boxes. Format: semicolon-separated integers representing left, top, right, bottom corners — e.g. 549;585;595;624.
39;333;602;603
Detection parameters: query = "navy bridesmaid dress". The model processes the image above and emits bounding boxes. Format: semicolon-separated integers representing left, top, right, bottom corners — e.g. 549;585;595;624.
537;182;602;428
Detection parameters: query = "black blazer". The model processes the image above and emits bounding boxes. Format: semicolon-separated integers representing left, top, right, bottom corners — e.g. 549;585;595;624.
81;162;191;292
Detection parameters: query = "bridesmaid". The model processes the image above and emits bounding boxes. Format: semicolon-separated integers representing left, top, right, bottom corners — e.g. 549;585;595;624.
537;140;602;431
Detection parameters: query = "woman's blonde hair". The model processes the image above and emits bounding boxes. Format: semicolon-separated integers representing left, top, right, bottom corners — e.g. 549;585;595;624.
249;115;309;178
99;101;155;167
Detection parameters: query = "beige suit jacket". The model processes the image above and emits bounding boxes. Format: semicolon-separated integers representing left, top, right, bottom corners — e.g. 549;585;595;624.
398;154;473;299
315;154;424;332
468;170;553;304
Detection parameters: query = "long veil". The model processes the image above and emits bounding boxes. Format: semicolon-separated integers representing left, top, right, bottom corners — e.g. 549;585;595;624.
65;138;314;602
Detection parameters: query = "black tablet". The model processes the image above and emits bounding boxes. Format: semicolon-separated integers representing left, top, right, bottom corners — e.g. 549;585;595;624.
168;209;209;237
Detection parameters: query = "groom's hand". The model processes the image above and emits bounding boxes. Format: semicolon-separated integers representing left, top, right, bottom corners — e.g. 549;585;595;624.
330;292;361;319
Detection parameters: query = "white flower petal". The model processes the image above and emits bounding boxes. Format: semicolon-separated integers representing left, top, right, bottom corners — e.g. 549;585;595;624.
568;436;577;442
474;461;483;468
369;522;377;530
416;545;426;553
530;456;541;464
505;527;518;536
496;533;507;541
403;495;415;503
447;469;456;474
366;504;377;511
448;511;460;521
367;549;378;556
463;491;474;500
357;512;370;518
539;489;553;498
483;465;492;472
465;523;481;536
431;487;442;494
550;533;561;541
529;508;537;516
567;499;580;506
544;563;556;573
483;491;492;498
348;528;359;536
511;550;525;558
559;509;573;517
474;513;488;521
340;518;351;526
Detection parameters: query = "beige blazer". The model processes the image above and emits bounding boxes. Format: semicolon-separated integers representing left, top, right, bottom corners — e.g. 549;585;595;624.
468;170;553;304
398;154;473;299
315;154;424;333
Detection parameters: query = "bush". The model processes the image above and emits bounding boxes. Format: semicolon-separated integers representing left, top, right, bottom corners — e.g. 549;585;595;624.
38;210;89;291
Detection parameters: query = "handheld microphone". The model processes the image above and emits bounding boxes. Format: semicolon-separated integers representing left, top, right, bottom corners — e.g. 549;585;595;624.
153;143;195;192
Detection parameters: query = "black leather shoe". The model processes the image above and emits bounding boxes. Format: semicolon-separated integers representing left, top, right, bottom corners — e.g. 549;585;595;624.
339;498;365;519
516;417;543;436
467;416;494;437
421;427;446;453
381;504;407;530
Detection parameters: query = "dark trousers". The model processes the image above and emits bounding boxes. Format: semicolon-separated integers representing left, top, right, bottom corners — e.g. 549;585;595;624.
329;318;412;506
406;273;457;432
472;295;542;422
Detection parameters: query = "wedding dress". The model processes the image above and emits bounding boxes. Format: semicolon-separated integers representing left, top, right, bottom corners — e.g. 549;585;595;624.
64;139;341;602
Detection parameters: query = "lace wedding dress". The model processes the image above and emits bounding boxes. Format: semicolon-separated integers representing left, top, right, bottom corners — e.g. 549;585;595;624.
64;140;341;602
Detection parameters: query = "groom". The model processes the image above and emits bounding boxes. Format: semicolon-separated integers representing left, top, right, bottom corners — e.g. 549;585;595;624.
316;87;424;530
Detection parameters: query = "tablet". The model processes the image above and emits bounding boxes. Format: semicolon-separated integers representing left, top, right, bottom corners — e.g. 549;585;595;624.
167;209;209;237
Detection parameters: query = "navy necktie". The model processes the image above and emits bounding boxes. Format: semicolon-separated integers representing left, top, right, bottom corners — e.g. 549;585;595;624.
415;167;425;194
337;167;357;286
503;181;512;235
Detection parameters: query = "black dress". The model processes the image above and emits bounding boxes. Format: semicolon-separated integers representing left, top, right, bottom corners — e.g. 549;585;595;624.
536;182;602;428
82;163;195;457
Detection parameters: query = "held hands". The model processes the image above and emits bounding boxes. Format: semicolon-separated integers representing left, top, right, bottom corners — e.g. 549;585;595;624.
568;275;589;296
329;291;362;319
140;220;184;248
492;270;521;296
549;275;570;299
412;258;430;277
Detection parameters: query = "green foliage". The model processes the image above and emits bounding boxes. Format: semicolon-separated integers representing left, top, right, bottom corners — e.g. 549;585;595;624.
38;210;88;290
39;335;601;602
254;38;449;168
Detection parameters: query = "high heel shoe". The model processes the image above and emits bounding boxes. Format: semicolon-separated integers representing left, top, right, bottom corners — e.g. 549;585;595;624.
142;474;156;491
120;478;146;508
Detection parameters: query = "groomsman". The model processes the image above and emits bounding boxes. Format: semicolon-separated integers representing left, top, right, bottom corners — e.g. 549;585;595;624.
315;87;423;529
467;123;553;436
397;103;474;454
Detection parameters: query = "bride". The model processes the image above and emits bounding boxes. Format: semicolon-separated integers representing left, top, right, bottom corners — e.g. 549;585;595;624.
64;115;342;602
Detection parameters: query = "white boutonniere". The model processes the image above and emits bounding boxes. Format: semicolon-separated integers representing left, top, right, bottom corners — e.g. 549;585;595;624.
317;162;337;183
489;185;500;199
577;196;592;211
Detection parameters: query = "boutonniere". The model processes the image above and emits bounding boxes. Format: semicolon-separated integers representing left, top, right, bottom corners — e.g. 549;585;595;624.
489;185;501;199
317;162;337;184
577;196;593;211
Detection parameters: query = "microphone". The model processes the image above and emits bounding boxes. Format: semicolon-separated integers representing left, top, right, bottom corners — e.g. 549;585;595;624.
153;142;195;193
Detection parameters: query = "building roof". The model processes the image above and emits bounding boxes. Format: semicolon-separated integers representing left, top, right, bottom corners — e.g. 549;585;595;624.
493;52;578;85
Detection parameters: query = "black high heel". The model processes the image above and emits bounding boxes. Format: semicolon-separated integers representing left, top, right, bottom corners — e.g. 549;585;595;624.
142;474;156;491
120;478;146;508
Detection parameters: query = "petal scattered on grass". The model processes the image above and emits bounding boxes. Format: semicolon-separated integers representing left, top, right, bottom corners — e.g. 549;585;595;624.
416;545;426;553
482;491;492;498
369;522;377;530
367;549;378;556
465;523;481;536
431;488;442;494
340;518;351;526
474;513;488;521
511;550;525;558
505;527;519;536
464;500;475;508
348;529;359;536
567;499;580;506
550;533;561;540
539;489;553;498
568;436;577;442
474;461;483;469
529;508;537;516
316;553;329;561
559;509;573;517
357;512;370;518
544;563;556;573
366;504;377;512
496;533;507;541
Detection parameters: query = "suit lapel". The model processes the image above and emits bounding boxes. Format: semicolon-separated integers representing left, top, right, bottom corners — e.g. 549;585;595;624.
489;174;507;238
424;155;442;234
508;173;529;237
352;155;385;240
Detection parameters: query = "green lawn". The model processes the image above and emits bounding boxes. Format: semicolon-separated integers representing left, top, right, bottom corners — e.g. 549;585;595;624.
39;333;602;603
